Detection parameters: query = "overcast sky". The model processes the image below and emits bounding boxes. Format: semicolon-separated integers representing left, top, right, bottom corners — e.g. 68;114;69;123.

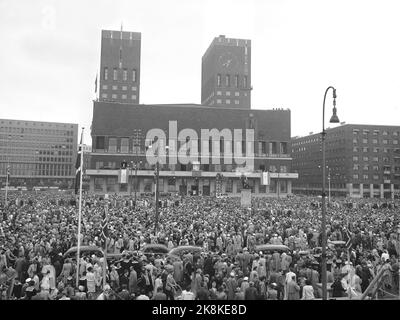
1;0;399;144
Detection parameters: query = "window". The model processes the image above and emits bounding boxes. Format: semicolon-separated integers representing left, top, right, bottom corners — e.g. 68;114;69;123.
123;69;127;81
373;175;379;180
234;100;239;105
226;99;231;104
363;174;369;180
217;74;221;87
394;131;399;136
373;147;379;153
363;139;368;144
101;93;107;98
235;91;240;96
383;139;388;144
216;91;222;96
132;69;137;82
132;86;137;91
363;147;369;152
383;131;388;136
102;85;108;90
112;94;117;99
122;86;127;91
131;95;137;100
363;164;369;171
353;156;358;161
226;91;231;96
353;138;358;144
112;85;117;90
113;68;117;80
353;174;359;180
216;99;222;104
394;140;398;145
363;156;369;162
120;138;129;153
372;139;378;144
373;130;379;135
122;94;127;99
243;76;247;88
108;138;117;153
225;75;230;87
373;157;379;162
353;147;358;152
104;67;108;80
235;75;239;88
373;165;379;171
353;164;359;170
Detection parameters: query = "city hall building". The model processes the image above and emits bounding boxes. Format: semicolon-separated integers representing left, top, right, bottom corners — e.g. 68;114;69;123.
85;31;298;196
0;119;78;190
291;124;400;199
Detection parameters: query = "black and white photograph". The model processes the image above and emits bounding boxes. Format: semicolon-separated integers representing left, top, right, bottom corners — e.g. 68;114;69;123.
0;0;399;312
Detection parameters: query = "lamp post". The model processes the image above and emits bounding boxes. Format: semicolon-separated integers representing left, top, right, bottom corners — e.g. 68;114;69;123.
321;86;340;300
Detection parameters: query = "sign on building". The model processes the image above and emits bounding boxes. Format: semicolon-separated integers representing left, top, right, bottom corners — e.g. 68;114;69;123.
261;171;270;185
119;169;128;184
241;189;251;207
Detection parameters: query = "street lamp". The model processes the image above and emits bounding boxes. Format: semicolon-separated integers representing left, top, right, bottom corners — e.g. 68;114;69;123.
321;86;339;300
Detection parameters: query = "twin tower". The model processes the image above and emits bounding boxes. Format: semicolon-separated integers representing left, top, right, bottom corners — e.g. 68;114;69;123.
99;30;252;109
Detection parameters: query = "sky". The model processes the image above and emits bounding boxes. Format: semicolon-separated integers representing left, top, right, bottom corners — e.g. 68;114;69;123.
1;0;399;144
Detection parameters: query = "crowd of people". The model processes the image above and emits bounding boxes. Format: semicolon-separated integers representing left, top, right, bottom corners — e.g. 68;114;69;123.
0;190;399;300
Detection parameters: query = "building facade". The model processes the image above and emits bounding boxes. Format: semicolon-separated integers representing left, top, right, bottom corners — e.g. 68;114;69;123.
201;35;251;109
0;119;78;190
86;102;297;197
291;124;400;199
99;29;141;104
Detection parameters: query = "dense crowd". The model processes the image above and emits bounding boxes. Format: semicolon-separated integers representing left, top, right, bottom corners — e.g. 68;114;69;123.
0;191;399;300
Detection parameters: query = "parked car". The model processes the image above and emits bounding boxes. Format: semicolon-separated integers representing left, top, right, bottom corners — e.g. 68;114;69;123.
168;245;203;260
63;246;104;261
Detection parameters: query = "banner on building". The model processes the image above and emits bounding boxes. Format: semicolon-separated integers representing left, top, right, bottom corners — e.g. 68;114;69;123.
261;171;270;185
119;169;128;184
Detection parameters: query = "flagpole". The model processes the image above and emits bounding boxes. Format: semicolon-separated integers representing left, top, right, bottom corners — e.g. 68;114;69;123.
103;204;108;289
76;127;84;288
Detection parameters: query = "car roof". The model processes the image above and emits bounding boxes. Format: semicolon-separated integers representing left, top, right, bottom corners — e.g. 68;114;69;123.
255;244;290;252
63;246;104;257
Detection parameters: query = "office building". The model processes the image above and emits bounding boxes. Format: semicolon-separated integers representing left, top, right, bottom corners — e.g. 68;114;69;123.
0;119;78;190
291;124;400;198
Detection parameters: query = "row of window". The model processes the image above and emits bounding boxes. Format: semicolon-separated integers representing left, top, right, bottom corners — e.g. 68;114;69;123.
94;136;288;155
104;67;137;82
217;74;248;88
102;85;137;91
353;129;399;136
353;174;389;180
101;94;137;100
353;147;400;153
216;91;241;97
215;99;240;105
0;163;73;176
93;177;287;194
353;156;390;162
353;138;399;145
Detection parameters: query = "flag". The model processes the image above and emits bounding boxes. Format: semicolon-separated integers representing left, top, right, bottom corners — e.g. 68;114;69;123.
101;205;109;244
95;74;98;93
75;131;83;195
